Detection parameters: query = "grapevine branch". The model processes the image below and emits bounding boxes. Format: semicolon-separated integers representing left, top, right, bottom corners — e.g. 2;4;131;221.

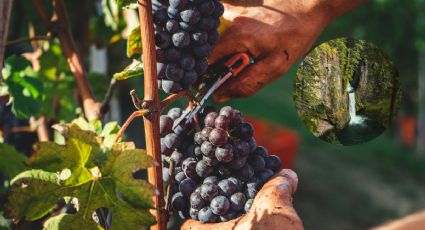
5;35;52;46
32;0;101;121
113;109;149;144
137;0;168;228
0;0;13;79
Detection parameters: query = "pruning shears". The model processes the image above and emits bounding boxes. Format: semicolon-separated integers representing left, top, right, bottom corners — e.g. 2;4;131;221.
173;52;252;131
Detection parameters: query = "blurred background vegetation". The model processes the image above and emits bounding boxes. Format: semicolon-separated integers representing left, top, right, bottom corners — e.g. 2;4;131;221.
1;0;425;229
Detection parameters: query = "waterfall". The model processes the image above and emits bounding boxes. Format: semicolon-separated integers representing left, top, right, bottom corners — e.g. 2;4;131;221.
347;83;364;125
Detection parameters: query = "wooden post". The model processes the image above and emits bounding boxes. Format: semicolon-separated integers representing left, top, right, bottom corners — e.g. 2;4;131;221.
137;1;167;229
0;0;13;79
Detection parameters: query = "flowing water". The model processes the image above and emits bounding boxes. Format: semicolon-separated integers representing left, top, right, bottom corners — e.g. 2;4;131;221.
347;84;365;124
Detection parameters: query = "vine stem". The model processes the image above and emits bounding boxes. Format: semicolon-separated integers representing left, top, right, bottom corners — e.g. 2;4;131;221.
32;0;101;121
113;109;149;144
138;0;167;229
6;35;51;46
0;0;13;79
160;91;194;112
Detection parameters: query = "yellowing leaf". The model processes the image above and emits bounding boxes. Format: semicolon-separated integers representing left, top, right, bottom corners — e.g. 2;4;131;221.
127;27;142;58
113;59;144;80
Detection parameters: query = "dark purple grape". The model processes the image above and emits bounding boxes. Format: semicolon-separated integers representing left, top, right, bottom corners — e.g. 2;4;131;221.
204;112;218;127
209;128;228;146
156;50;166;64
179;21;196;31
165;63;184;81
167;6;180;18
210;196;230;215
193;43;212;58
190;191;205;210
201;141;215;157
233;140;250;156
220;211;242;222
167;107;182;120
191;31;208;45
175;171;187;183
244;198;254;212
218;179;236;197
172;192;188;211
161;138;173;156
248;154;265;173
198;0;215;16
238;164;254;181
182;71;198;89
194;132;204;145
253;146;268;158
215;115;229;129
179;54;196;70
248;137;257;152
165;47;182;62
245;185;257;199
196;159;213;177
180;178;197;196
180;7;201;24
216;165;231;177
240;122;254;141
169;0;188;9
215;144;233;162
213;0;224;17
198;16;215;31
230;192;246;211
160;115;173;136
228;155;248;170
200;182;219;202
155;31;171;48
166;19;179;33
198;207;218;223
203;156;218;166
257;168;274;184
231;109;243;126
170;150;185;166
194;146;203;159
164;133;181;148
172;31;191;47
265;155;282;172
153;8;168;26
203;176;219;184
227;177;242;191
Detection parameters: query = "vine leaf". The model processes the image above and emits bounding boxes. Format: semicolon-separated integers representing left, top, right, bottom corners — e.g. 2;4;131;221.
127;27;142;58
72;117;121;147
0;143;28;178
116;0;137;9
5;124;156;229
113;59;144;80
1;55;45;119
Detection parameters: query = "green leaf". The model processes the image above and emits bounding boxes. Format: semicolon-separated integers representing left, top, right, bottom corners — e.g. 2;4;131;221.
113;59;144;80
2;55;45;119
127;27;142;58
5;125;155;229
72;118;121;148
116;0;137;9
0;143;28;178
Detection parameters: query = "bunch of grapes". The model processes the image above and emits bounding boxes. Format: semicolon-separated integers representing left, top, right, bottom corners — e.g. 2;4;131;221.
152;0;224;94
160;105;282;223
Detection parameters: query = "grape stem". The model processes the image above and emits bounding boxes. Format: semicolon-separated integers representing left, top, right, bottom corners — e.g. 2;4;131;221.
164;159;176;212
160;91;195;112
113;109;150;144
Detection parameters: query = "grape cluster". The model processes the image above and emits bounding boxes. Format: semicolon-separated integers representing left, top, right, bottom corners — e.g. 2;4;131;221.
160;105;282;223
152;0;224;94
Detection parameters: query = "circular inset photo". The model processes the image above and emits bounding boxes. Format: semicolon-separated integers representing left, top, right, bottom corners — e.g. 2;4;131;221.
293;38;402;145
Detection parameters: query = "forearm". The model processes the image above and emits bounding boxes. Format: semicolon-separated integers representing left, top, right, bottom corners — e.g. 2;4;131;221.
312;0;369;24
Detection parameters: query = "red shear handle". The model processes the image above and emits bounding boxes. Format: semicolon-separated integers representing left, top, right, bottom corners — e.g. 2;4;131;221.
224;52;251;77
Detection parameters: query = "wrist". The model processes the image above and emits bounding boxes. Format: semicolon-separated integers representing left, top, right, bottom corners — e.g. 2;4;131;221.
311;0;369;24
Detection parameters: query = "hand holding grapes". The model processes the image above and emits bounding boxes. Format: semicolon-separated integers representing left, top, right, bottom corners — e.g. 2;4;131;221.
210;0;368;102
181;169;303;230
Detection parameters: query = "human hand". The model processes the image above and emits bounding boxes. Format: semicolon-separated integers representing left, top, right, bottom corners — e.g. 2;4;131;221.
181;169;303;230
211;0;368;102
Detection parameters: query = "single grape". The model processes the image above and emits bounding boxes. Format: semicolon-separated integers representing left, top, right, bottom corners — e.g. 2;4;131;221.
220;211;242;222
161;138;173;156
181;70;198;89
218;179;236;197
194;132;204;145
240;122;254;141
182;159;198;180
165;19;179;33
228;155;248;170
248;154;265;173
153;8;168;26
213;0;224;17
193;43;212;58
170;150;185;166
200;182;219;202
195;58;209;75
203;156;219;166
198;16;215;31
180;7;201;24
155;31;171;49
191;31;208;45
172;31;191;48
165;63;184;81
230;192;246;211
190;191;205;210
227;177;242;191
204;112;218;127
172;192;188;211
167;107;182;120
179;54;196;70
233;140;250;157
248;137;257;152
215;115;229;129
175;171;187;183
160;115;173;136
257;168;274;184
198;0;215;16
253;146;269;158
245;183;258;199
179;21;195;31
189;208;200;220
169;0;188;9
194;146;203;159
210;195;230;215
198;207;218;223
265;155;282;172
244;198;254;212
209;128;228;146
164;133;181;149
196;159;213;177
201;141;216;157
180;178;197;196
238;164;254;181
215;144;233;162
165;47;182;62
167;6;180;18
